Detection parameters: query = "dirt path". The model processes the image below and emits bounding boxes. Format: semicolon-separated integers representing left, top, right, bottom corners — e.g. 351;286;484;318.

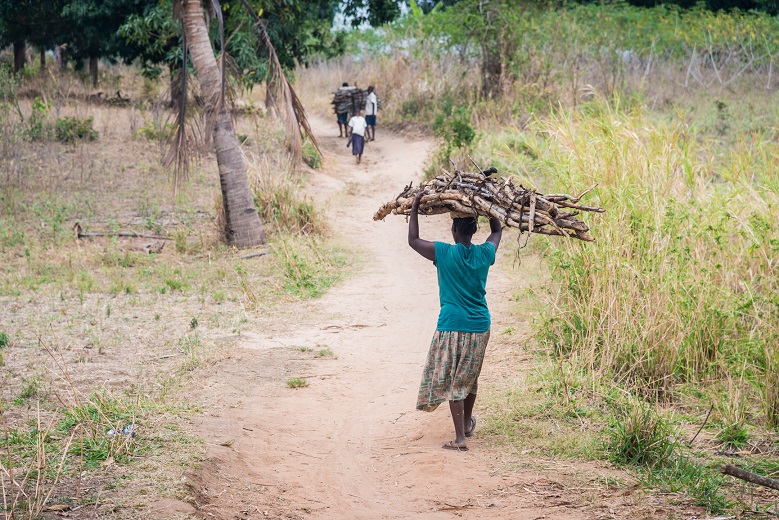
179;117;596;520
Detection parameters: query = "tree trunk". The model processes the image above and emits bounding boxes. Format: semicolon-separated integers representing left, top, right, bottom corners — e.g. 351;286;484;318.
13;40;26;73
40;47;46;72
182;0;265;248
481;44;502;98
56;45;67;75
89;57;99;87
477;1;503;99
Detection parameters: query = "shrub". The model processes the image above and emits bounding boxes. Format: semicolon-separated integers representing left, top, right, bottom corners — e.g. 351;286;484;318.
251;161;326;236
55;116;98;142
607;404;676;468
716;423;749;448
302;140;321;169
27;97;49;140
136;119;174;141
432;100;475;156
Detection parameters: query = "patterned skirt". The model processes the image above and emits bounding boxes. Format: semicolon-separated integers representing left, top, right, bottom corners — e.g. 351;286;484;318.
416;330;490;412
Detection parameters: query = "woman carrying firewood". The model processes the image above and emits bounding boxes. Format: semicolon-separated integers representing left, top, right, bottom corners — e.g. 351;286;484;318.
408;189;502;451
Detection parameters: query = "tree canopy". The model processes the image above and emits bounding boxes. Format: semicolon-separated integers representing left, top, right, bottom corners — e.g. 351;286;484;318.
0;0;405;79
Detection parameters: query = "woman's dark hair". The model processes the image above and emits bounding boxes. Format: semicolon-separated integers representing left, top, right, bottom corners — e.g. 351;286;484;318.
452;217;478;237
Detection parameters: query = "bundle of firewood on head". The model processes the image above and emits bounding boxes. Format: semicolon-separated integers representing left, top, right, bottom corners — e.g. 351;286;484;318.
331;86;366;115
373;166;605;241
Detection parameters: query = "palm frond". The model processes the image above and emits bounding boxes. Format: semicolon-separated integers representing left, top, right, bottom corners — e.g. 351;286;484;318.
165;9;190;183
237;0;320;163
166;0;216;181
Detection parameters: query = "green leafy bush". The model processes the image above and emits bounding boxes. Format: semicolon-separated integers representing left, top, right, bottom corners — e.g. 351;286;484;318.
55;116;98;142
302;140;321;169
432;99;475;155
136;119;173;141
27;97;49;140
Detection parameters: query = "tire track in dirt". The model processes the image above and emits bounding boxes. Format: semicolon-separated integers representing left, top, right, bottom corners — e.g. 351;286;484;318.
180;115;589;519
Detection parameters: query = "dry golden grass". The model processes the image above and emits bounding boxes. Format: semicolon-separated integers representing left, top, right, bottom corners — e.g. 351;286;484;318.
0;64;346;516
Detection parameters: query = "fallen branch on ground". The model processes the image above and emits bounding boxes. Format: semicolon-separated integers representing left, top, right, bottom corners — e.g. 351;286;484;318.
73;223;173;241
373;167;604;241
240;249;272;259
722;464;779;492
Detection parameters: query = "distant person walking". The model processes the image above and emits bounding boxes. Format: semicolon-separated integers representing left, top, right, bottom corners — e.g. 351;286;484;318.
365;86;378;141
347;109;367;164
336;82;350;138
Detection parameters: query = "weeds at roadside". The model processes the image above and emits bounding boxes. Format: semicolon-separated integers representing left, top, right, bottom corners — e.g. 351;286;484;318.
15;375;43;404
1;336;201;517
249;155;327;236
274;236;348;299
314;348;335;359
302;140;321;169
606;403;676;468
178;331;203;372
286;378;308;389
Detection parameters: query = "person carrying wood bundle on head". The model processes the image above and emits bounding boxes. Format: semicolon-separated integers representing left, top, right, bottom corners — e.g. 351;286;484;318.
365;85;378;141
346;109;367;165
407;190;503;451
336;82;350;138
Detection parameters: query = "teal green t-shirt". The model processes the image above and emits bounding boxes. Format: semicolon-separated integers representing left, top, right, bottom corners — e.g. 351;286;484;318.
433;241;496;333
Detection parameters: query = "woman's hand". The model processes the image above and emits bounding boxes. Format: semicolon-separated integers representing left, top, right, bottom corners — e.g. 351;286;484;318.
411;189;428;212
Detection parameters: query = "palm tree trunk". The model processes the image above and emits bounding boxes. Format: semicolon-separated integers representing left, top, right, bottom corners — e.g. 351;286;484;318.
182;0;265;248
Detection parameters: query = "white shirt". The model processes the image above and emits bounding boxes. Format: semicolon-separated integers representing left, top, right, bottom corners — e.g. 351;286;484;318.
348;116;367;136
366;92;378;116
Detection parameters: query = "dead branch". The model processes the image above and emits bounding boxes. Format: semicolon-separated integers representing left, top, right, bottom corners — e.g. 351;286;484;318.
240;249;272;259
722;465;779;492
76;231;173;241
373;167;603;241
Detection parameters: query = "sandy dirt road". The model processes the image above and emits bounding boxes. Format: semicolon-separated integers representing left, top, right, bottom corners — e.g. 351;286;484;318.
178;116;602;520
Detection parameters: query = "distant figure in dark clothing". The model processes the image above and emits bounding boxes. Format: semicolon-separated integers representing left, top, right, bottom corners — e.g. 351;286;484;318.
337;82;350;137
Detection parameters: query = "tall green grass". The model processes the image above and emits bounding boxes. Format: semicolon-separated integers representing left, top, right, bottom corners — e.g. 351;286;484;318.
488;98;779;429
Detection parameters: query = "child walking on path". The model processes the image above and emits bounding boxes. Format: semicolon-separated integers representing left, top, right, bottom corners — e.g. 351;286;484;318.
347;109;367;164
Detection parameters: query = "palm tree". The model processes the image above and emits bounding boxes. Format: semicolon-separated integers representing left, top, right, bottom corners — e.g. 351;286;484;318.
180;0;265;248
174;0;318;248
